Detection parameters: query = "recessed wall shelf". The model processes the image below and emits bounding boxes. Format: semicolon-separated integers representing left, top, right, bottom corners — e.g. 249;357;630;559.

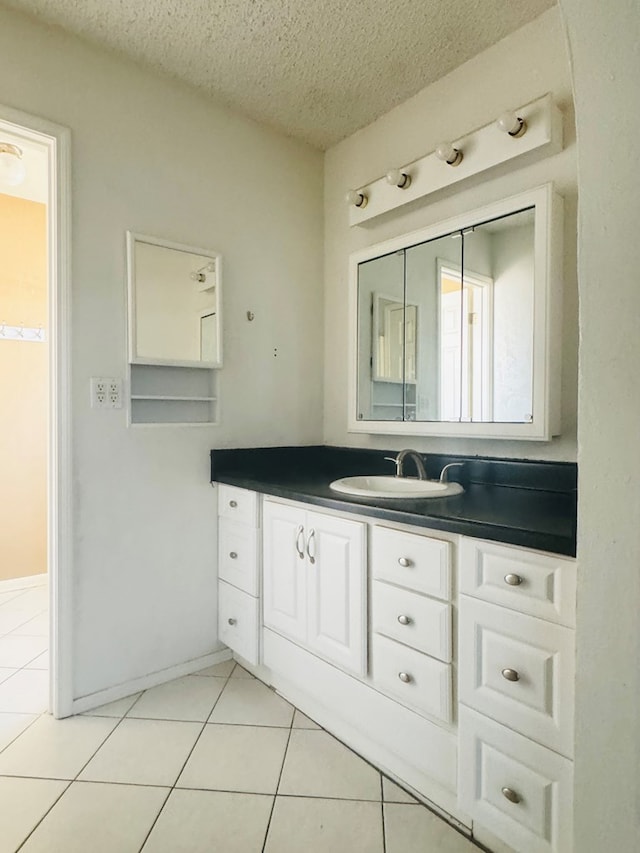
129;364;218;426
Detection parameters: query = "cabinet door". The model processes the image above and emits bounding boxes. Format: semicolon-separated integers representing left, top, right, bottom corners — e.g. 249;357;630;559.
306;510;367;676
263;500;307;644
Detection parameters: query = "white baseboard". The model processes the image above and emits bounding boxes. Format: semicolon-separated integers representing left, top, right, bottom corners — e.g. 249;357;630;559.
70;648;233;716
0;573;47;593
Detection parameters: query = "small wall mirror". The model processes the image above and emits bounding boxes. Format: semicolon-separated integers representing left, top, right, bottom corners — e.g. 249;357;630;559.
349;184;563;440
127;233;222;367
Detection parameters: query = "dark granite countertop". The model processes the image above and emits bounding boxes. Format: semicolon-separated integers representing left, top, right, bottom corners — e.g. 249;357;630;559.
210;446;577;557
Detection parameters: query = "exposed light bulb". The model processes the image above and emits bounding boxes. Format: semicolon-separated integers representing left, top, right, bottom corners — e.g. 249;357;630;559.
496;110;527;137
385;168;411;189
435;142;463;167
346;188;368;208
0;143;26;187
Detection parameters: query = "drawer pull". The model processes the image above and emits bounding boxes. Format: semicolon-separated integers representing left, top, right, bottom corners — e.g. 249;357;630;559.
397;614;412;626
504;573;523;586
229;500;238;508
295;525;305;560
229;551;238;560
501;786;522;804
398;557;412;568
398;671;413;684
228;617;237;626
307;529;316;565
501;668;520;682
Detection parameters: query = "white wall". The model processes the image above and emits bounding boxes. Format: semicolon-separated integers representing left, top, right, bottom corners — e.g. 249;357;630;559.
0;6;323;700
559;1;640;850
324;7;577;459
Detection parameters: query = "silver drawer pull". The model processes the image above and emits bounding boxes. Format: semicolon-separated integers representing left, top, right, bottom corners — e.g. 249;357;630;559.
229;500;238;508
397;614;412;626
229;551;238;559
501;786;521;804
295;525;305;560
502;668;520;682
398;557;412;568
228;617;237;626
504;573;523;586
307;529;316;565
398;671;412;683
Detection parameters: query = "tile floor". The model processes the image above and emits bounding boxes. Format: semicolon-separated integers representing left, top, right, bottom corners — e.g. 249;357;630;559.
0;584;478;852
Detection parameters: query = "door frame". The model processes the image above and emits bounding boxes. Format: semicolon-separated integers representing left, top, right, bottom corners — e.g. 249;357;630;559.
0;104;73;717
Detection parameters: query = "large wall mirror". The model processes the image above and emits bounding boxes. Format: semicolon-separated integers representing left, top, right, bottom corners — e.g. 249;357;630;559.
127;232;222;367
349;185;563;440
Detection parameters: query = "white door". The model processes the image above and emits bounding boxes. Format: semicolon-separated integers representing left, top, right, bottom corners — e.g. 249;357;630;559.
263;500;307;643
306;510;367;676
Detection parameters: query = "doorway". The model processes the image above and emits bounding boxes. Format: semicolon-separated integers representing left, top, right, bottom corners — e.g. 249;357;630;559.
0;106;72;718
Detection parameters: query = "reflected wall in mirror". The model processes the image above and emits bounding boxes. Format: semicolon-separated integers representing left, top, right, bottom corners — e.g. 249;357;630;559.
350;184;563;440
127;233;222;367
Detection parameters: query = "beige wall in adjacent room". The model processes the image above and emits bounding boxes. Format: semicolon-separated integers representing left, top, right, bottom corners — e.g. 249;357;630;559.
0;193;47;581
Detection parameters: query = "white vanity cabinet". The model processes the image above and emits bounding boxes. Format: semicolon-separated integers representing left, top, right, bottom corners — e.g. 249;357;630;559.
262;498;367;677
457;537;576;853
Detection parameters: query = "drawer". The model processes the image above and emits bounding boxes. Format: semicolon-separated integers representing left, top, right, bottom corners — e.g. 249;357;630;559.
219;518;259;596
372;580;452;662
218;484;259;527
371;526;451;600
371;633;452;724
459;706;573;853
459;595;574;757
218;580;259;665
459;537;576;626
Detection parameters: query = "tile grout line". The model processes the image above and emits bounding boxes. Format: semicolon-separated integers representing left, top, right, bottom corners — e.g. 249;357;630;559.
260;700;295;853
135;661;238;853
380;774;387;853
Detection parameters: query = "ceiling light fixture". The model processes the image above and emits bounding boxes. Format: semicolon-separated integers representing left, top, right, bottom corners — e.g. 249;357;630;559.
0;142;26;186
346;189;368;209
435;142;463;167
496;110;527;138
385;168;412;189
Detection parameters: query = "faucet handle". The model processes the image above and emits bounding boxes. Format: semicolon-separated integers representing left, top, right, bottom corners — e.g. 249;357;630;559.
384;456;401;476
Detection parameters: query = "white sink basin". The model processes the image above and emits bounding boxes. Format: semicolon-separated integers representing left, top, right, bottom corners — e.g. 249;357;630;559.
329;475;464;499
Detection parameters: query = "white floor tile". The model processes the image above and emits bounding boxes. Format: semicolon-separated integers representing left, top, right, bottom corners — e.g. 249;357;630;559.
82;692;142;718
10;612;49;637
0;590;24;607
382;776;419;804
0;635;47;668
129;675;226;722
279;729;381;801
230;664;254;678
0;714;118;779
209;677;293;727
25;651;49;670
142;789;273;853
177;723;289;794
0;776;68;853
0;607;39;635
79;718;202;787
0;712;38;752
264;796;384;853
384;803;476;853
0;667;16;684
292;709;320;729
0;668;49;713
20;781;168;853
194;659;235;677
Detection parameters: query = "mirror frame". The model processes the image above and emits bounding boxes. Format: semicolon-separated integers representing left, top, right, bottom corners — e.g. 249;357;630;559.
127;232;223;368
347;184;563;440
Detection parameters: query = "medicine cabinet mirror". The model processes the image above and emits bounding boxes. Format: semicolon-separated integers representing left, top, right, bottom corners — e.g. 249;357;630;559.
349;184;563;440
127;232;222;367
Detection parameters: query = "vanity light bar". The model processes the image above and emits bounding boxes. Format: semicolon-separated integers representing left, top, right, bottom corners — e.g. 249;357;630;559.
347;93;562;226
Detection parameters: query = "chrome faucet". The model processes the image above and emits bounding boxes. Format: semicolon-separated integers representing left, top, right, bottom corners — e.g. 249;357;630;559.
384;449;427;480
439;462;464;483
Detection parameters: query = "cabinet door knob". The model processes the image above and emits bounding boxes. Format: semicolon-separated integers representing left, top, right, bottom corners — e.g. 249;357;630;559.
504;573;523;586
229;551;238;559
397;614;412;626
501;668;520;682
229;500;238;508
501;787;521;804
228;617;237;626
398;671;412;683
398;557;412;568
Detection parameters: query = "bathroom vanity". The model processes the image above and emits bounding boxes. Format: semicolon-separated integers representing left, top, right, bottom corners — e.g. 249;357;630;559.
210;446;577;853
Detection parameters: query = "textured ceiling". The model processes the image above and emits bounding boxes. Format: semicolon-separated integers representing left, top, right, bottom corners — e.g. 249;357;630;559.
3;0;555;149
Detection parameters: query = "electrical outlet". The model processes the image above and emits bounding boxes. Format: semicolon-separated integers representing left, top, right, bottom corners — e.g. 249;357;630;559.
91;377;123;409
